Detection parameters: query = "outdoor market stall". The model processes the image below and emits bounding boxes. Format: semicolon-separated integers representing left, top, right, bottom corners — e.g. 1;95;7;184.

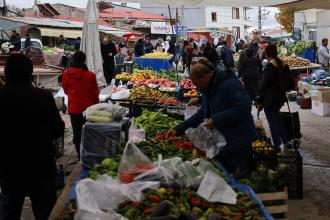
135;52;173;72
49;61;306;220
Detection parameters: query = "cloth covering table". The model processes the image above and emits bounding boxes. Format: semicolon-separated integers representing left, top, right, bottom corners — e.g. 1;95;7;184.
135;57;172;72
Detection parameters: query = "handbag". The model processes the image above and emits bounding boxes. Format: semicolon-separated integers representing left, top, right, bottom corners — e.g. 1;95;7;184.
278;101;302;141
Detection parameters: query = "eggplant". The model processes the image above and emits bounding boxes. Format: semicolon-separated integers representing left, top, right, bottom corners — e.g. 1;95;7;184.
207;213;221;220
178;212;198;220
142;215;177;220
150;201;171;217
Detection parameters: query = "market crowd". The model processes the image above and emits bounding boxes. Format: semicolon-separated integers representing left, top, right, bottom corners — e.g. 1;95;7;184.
0;32;329;220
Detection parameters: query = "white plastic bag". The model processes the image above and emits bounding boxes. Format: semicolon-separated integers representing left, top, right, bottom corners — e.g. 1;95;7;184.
75;175;160;220
118;141;154;183
111;89;130;100
134;155;175;184
185;123;226;158
128;120;145;143
184;105;199;120
84;102;126;123
197;170;237;204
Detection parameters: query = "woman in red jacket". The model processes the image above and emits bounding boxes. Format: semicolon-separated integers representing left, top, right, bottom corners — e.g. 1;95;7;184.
62;51;99;159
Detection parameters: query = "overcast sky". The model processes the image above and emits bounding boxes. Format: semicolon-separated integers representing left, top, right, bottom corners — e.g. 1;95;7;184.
4;1;279;29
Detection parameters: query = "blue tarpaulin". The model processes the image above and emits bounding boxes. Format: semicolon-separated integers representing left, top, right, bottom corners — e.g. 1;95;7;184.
297;48;315;63
135;57;172;72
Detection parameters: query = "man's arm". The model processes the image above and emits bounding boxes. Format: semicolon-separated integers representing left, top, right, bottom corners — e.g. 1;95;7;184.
319;47;330;59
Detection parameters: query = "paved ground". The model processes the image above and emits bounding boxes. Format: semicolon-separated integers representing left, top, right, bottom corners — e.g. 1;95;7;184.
254;102;330;220
21;102;330;219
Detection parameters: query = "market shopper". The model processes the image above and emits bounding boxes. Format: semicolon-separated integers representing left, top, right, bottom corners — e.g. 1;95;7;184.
144;37;154;54
318;38;330;72
56;34;67;47
134;38;145;57
62;51;99;160
257;45;291;152
220;41;234;70
166;61;258;174
101;37;117;85
250;39;260;57
202;42;219;67
9;30;21;52
239;48;262;102
0;54;64;220
24;33;32;49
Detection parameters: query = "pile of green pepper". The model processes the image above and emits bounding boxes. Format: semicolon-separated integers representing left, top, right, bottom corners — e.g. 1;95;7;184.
117;187;265;220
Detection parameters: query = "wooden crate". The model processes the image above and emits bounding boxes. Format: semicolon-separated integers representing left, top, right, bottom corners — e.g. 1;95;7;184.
258;188;288;220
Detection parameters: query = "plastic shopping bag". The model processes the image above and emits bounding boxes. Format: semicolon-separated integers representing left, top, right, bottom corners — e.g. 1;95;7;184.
75;176;160;220
84;103;126;123
118;141;155;183
128;120;145;143
184;105;199;120
197;170;237;204
186;123;226;158
111;89;130;100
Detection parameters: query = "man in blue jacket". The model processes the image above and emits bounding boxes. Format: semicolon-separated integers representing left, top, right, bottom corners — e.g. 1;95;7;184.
166;61;257;174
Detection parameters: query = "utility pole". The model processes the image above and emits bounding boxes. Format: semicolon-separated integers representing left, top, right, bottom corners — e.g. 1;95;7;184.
258;6;262;34
2;0;7;16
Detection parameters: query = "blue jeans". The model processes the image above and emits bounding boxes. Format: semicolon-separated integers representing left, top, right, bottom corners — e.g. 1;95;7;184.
0;179;57;220
264;108;288;148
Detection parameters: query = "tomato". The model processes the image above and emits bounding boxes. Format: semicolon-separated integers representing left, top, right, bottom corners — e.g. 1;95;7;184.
143;207;153;215
147;195;161;203
189;197;201;206
119;172;135;183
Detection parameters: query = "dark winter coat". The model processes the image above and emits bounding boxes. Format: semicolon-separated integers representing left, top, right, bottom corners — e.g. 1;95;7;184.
134;41;145;57
10;34;21;51
144;43;154;54
175;69;258;158
0;84;64;181
202;48;219;66
258;60;291;111
101;42;117;61
220;46;234;69
239;56;262;101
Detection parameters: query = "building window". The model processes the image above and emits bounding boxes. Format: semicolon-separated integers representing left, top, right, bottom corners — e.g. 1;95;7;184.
232;7;240;19
233;26;241;39
211;12;217;22
243;7;248;20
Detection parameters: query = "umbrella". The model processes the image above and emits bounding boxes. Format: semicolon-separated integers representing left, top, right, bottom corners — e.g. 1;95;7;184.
81;0;106;87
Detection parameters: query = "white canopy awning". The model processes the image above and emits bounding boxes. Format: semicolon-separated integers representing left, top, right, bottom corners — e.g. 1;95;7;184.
120;0;298;7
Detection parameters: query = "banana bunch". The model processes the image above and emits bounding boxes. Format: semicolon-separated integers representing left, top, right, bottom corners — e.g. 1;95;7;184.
142;52;171;59
115;73;132;81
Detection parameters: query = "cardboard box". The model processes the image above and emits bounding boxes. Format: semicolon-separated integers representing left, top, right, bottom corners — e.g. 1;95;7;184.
312;100;330;117
311;89;330;103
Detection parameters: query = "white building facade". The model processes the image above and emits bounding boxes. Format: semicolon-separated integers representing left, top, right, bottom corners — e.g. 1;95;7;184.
141;5;252;40
205;7;252;40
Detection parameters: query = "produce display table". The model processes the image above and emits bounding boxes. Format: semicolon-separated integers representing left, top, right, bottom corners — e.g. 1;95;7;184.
0;65;62;89
44;53;64;67
290;63;322;74
65;160;274;220
135;57;172;72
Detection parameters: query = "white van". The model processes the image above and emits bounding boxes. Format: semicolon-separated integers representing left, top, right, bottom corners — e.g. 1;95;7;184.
21;38;43;49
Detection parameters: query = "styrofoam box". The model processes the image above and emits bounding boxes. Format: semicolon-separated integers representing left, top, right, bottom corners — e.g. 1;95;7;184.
312;100;330;117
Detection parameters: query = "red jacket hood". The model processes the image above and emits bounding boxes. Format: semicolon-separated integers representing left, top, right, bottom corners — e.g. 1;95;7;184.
65;67;86;81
